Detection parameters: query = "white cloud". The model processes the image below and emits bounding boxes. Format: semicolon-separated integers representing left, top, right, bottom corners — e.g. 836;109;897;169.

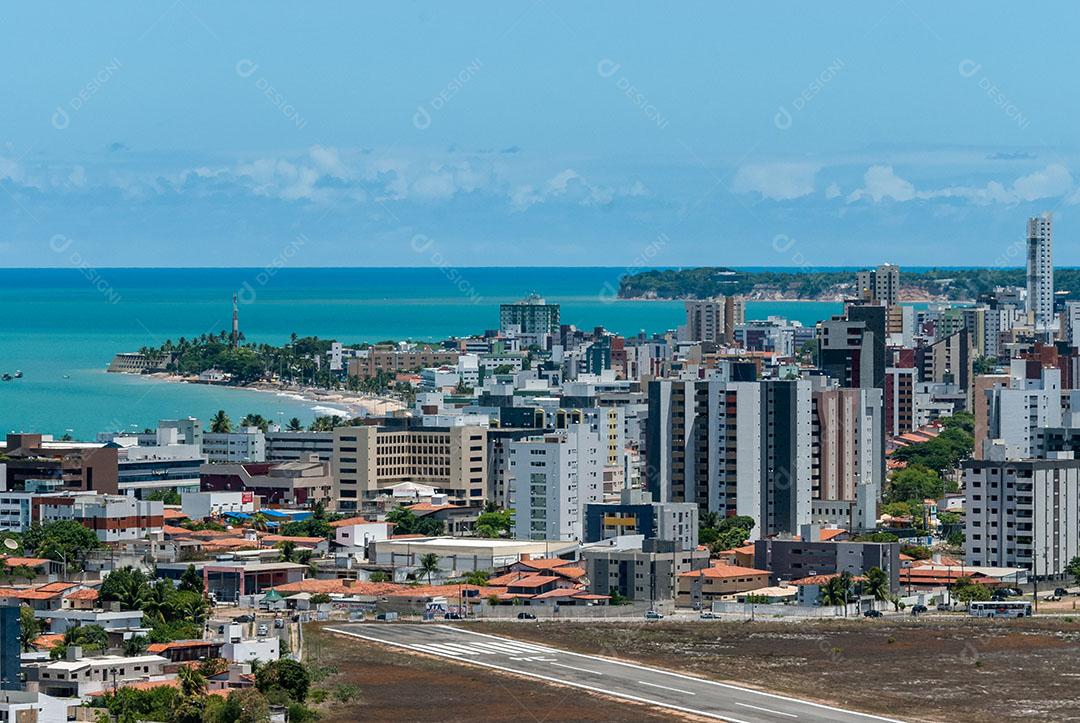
824;182;841;199
847;163;1074;205
847;165;915;202
732;162;818;200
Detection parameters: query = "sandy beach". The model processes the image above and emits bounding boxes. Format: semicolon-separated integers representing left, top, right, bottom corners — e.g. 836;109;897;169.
142;373;406;419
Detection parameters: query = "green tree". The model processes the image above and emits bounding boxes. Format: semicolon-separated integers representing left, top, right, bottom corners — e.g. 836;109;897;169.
146;488;182;505
1066;556;1080;587
178;564;204;595
18;605;40;652
240;413;271;432
463;570;490;586
123;634;149;657
368;571;390;583
474;508;513;538
210;409;232;433
23;521;101;570
255;659;310;703
418;553;440;585
278;541;297;563
286;417;304;432
952;576;992;604
887;465;946;505
818;576;848;606
100;567;152;610
863;567;890;601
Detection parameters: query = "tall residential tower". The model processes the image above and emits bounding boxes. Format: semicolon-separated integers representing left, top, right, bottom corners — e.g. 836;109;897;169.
1026;214;1054;330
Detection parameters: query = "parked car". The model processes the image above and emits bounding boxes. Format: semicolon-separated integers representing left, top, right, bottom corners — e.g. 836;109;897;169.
1044;594;1062;602
1055;587;1069;597
863;609;883;618
644;610;664;620
699;612;720;620
937;603;953;611
234;614;254;623
274;618;285;629
376;612;399;622
256;623;269;636
516;612;537;620
910;604;928;616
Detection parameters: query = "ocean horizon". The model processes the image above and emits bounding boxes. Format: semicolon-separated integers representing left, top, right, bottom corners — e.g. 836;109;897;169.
0;267;856;438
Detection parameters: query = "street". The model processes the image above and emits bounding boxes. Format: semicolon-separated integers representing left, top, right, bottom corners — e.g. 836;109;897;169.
326;623;905;723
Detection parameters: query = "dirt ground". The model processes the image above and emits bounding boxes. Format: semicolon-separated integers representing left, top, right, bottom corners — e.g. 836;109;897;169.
471;616;1080;722
306;623;689;722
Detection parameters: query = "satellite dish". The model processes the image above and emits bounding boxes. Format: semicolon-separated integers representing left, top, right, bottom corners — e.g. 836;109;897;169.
3;539;18;551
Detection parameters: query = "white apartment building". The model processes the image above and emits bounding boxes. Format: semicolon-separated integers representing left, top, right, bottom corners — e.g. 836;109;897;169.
37;494;164;543
510;425;602;541
964;458;1080;576
202;427;266;462
982;360;1061;459
1026;214;1054;330
1065;301;1080;350
181;490;255;520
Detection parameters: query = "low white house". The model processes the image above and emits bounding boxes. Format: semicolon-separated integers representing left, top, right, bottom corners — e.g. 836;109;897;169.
181;490;255;520
330;517;392;549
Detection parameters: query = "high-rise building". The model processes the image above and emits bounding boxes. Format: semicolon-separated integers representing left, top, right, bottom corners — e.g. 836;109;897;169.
811;387;883;531
499;293;561;335
963;458;1080;575
646;379;813;539
1027;214;1054;330
818;303;886;391
980;360;1061;459
856;264;900;307
510;425;602;541
0;602;19;690
679;297;745;344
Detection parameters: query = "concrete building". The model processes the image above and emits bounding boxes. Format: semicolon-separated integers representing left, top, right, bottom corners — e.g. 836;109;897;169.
679;297;745;344
113;430;203;499
1;434;118;496
583;489;698;549
963;458;1080;577
1026;213;1055;330
646;379;813;539
510;425;602;541
200;455;334;508
856;264;900;306
676;562;771;607
812;386;883;531
499;293;560;335
332;422;488;511
981;360;1061;459
370;537;578;574
202;427;266;463
37;494;164;543
917;329;974;409
584;538;710;604
181;490;255;520
30;649;170;698
265;430;334;462
753;527;900;590
818;306;886;391
1065;301;1080;350
348;347;460;380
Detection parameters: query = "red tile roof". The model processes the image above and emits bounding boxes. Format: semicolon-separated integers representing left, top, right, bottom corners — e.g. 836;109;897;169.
679;563;769;580
64;589;99;601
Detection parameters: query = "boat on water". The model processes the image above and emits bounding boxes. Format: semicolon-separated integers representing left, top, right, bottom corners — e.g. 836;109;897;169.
1;374;10;382
13;371;22;378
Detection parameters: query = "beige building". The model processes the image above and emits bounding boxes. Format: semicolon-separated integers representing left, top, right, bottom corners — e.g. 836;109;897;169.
348;347;459;380
333;424;487;511
680;297;744;344
676;562;770;607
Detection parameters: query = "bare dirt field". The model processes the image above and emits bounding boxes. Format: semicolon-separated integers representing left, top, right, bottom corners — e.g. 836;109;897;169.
471;616;1080;722
306;623;687;722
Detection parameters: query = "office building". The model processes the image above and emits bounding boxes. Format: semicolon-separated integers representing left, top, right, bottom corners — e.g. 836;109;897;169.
0;435;118;496
332;422;488;511
200;455;334;509
265;430;334;463
1027;213;1055;330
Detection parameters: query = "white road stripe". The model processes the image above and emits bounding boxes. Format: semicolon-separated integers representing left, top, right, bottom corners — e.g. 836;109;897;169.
737;702;799;718
638;680;696;696
551;662;603;675
414;644;467;656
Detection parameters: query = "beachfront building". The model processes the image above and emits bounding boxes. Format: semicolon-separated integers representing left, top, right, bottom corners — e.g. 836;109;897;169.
202;427;266;463
265;430;334;462
0;434;119;496
348;347;459;380
499;293;560;335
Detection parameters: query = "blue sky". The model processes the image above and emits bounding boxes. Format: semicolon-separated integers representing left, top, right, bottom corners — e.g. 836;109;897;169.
2;2;1079;268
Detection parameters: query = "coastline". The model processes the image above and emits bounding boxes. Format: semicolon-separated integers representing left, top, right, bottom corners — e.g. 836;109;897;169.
139;372;405;419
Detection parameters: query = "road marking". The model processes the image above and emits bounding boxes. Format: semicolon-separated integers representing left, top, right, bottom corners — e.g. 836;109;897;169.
551;662;603;675
737;702;799;717
326;627;749;722
445;626;905;722
638;680;696;696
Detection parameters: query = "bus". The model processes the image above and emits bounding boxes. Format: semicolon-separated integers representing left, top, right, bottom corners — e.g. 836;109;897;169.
969;600;1032;618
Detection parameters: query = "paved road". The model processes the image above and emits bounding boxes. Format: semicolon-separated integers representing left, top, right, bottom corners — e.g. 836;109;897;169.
326;623;903;723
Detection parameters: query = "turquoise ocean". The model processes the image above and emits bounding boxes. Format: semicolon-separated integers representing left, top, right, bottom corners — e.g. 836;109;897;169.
0;268;843;438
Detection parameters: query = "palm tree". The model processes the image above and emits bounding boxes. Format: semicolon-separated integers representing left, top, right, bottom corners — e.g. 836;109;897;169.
864;567;889;601
286;417;304;432
210;409;232;433
178;665;208;698
250;512;269;533
418;553;440;585
819;576;848;607
278;541;297;563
